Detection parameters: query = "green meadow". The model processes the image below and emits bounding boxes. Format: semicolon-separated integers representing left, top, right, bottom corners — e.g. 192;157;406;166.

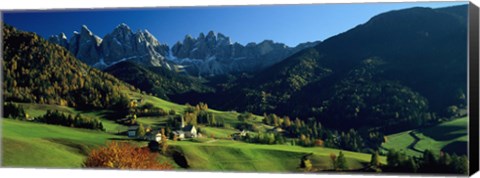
2;93;465;172
170;139;384;172
382;117;468;157
2;119;122;168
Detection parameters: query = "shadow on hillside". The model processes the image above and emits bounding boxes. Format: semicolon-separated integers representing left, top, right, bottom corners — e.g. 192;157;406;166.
172;150;190;168
441;141;467;156
78;109;128;121
418;125;466;141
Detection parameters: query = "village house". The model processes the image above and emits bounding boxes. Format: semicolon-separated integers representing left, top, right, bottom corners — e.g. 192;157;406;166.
146;130;163;142
127;126;139;137
172;117;197;140
172;126;197;140
172;130;185;140
231;130;248;140
183;125;197;138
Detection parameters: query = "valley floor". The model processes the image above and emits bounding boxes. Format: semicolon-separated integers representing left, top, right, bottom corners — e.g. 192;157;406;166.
1;118;382;172
2;99;466;173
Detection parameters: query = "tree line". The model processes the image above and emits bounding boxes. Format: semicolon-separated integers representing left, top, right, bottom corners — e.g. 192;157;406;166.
383;149;468;174
36;110;104;131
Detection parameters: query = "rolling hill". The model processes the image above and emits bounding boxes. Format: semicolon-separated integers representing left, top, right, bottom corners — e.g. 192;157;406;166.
200;5;468;132
170;139;382;172
2;24;135;110
1;119;123;167
382;117;468;157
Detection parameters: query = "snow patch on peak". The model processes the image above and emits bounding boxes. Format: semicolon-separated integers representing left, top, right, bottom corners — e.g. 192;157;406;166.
81;25;93;35
94;35;103;44
117;23;130;29
60;33;68;39
143;29;152;35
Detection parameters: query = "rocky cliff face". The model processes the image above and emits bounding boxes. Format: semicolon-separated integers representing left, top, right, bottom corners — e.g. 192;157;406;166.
49;24;319;76
49;23;172;70
100;23;170;68
49;25;102;66
170;31;320;76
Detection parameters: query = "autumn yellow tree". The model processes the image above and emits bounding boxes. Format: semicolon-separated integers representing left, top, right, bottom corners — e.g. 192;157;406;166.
84;141;173;170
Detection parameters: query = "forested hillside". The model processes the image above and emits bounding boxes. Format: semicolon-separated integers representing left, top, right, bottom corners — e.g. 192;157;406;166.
104;61;213;100
2;24;134;110
197;5;467;133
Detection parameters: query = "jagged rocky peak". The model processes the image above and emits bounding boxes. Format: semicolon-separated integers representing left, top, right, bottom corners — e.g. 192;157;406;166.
171;30;233;59
66;25;102;66
206;31;216;42
48;23;320;76
80;25;93;36
169;30;321;76
141;29;158;42
48;32;69;49
111;23;133;41
198;32;205;40
49;23;173;69
216;32;231;46
100;23;170;67
184;34;195;45
117;23;131;30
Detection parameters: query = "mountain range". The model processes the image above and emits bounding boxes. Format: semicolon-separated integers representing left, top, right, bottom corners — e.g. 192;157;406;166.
49;24;173;70
49;24;319;76
170;32;320;76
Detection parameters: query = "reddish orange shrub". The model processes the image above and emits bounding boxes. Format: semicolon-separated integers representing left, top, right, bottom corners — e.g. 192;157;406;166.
84;141;173;170
314;139;324;147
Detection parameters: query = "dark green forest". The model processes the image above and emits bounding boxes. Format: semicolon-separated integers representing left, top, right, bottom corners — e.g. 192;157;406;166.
104;61;213;100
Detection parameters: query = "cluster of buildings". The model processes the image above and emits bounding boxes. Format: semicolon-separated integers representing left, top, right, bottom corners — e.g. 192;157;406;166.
127;116;197;142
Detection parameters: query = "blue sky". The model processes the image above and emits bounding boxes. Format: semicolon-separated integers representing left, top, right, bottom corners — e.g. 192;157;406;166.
3;1;467;47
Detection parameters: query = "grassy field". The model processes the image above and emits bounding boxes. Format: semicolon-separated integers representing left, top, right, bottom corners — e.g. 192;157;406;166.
4;94;386;172
200;127;238;139
168;139;385;172
382;117;468;157
17;103;128;133
2;117;384;172
1;119;125;168
136;92;265;126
